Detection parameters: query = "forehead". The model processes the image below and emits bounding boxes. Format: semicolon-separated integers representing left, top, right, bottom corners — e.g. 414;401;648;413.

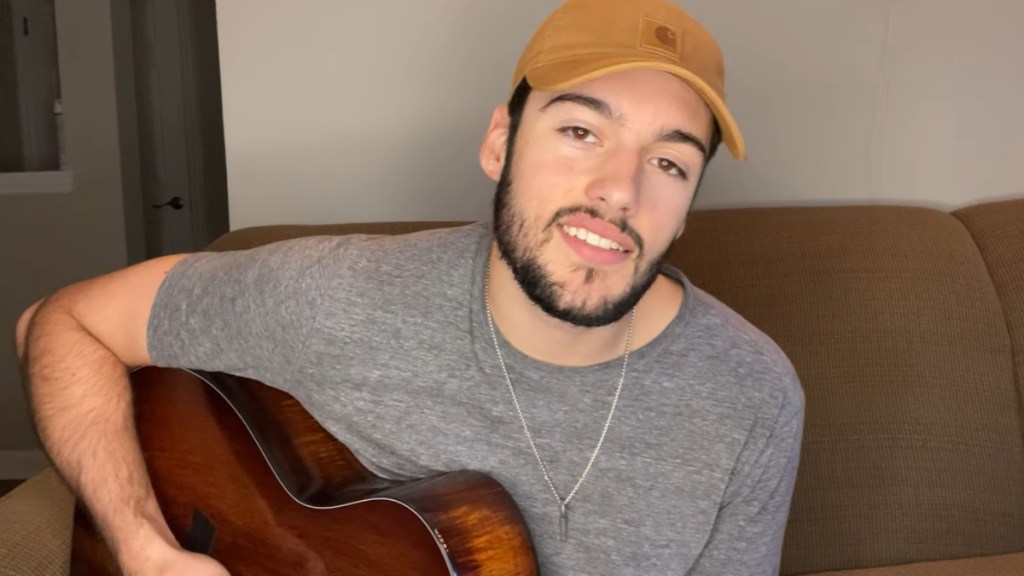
527;68;713;138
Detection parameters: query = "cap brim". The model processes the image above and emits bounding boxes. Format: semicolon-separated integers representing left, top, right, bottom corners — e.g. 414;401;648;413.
525;58;746;160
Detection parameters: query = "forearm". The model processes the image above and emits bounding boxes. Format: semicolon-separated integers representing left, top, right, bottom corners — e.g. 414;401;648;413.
22;298;176;569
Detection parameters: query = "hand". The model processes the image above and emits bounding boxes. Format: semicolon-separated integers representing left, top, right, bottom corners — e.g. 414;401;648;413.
155;550;229;576
124;546;230;576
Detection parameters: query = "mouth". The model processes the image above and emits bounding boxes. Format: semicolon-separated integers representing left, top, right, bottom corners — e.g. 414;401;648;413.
554;212;638;268
556;210;639;254
560;225;628;253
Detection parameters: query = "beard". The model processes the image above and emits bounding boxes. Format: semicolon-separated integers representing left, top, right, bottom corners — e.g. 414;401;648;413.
492;166;666;328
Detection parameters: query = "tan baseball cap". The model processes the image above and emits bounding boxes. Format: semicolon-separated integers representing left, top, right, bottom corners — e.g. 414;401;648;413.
511;0;746;160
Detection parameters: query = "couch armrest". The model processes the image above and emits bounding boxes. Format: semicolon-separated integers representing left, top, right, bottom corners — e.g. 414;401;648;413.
798;551;1024;576
0;468;74;576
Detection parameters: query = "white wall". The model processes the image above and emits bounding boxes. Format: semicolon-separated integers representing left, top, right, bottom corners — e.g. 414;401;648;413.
216;0;1024;229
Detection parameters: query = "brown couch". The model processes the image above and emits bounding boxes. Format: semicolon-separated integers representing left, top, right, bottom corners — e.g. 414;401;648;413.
3;198;1023;575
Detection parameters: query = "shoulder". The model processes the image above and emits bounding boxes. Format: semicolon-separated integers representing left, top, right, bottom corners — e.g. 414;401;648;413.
677;276;804;423
690;284;797;378
309;223;489;292
299;222;490;319
175;222;488;276
329;222;488;268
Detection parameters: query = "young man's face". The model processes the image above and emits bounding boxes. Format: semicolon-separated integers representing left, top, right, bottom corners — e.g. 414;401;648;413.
481;68;714;327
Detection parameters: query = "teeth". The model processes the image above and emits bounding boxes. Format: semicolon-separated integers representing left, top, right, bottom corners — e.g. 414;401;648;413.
562;225;625;251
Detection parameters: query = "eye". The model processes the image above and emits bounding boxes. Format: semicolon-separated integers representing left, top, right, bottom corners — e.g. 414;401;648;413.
652;157;689;180
559;126;598;144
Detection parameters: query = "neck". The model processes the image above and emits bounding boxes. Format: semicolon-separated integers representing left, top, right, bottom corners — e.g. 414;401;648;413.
485;244;681;367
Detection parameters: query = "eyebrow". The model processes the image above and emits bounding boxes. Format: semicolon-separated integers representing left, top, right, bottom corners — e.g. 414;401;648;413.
540;92;708;159
659;129;708;158
541;93;613;118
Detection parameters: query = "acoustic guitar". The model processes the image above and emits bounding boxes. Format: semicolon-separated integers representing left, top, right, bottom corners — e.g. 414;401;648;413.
70;366;538;575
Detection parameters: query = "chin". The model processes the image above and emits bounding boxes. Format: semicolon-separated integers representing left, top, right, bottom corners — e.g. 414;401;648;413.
528;268;649;328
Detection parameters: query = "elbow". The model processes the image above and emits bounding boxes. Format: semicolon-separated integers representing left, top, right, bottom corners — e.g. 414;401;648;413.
15;299;45;362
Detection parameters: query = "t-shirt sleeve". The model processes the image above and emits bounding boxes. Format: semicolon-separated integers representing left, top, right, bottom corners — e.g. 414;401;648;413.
146;236;343;387
687;378;805;576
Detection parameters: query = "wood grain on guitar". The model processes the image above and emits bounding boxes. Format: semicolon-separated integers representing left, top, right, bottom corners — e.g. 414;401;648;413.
70;367;538;575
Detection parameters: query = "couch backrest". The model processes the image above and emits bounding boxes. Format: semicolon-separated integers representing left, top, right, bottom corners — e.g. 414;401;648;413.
954;199;1024;434
668;204;1024;574
208;201;1024;575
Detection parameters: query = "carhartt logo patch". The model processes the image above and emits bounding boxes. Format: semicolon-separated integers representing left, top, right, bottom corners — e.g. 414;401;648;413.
655;26;677;49
639;16;680;58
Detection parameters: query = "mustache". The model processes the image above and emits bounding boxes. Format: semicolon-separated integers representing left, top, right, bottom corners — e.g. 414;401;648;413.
545;206;644;255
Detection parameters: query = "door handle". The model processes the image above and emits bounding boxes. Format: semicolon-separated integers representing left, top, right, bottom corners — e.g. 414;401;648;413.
153;196;185;210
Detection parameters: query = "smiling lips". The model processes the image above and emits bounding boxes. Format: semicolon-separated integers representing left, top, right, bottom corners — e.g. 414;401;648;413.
557;214;636;267
561;225;625;252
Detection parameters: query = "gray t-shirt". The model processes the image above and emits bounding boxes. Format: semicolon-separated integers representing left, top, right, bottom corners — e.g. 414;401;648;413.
148;222;804;575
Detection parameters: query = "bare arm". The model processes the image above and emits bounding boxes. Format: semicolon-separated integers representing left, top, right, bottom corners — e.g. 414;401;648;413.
16;254;227;575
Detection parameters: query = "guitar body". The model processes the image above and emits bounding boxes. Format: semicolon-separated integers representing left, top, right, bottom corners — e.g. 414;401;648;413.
70;367;537;575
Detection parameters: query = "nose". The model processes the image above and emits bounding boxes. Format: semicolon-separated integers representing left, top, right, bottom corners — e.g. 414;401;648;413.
584;148;641;217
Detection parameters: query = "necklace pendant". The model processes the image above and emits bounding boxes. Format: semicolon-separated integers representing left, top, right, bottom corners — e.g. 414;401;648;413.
559;502;569;542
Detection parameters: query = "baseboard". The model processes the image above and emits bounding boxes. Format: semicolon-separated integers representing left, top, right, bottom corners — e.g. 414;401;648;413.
0;449;50;479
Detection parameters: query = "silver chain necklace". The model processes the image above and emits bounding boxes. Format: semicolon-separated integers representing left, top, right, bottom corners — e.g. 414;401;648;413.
483;271;636;542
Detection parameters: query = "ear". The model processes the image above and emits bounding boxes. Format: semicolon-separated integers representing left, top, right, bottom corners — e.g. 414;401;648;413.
479;104;510;182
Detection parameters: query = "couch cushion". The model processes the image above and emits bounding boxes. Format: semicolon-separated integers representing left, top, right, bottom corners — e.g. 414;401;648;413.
0;468;74;576
800;551;1024;576
954;199;1024;432
668;206;1024;574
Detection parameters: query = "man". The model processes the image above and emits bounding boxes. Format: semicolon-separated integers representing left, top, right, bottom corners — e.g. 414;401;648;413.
15;0;803;574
